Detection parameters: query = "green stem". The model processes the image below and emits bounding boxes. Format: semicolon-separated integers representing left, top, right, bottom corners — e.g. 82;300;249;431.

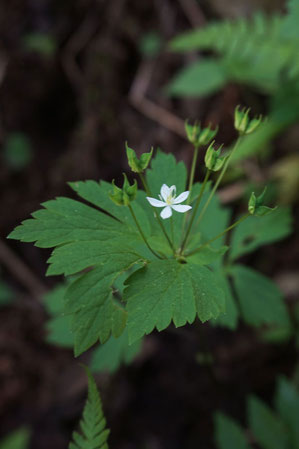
180;169;211;253
180;144;200;243
194;137;241;229
186;212;250;257
139;173;175;255
187;144;199;203
128;204;163;260
170;215;174;246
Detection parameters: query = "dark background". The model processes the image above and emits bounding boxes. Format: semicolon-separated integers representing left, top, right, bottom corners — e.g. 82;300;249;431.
0;1;298;448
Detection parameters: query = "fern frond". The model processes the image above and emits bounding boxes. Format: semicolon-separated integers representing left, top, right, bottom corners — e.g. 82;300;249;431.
69;367;110;449
170;12;299;92
170;13;283;53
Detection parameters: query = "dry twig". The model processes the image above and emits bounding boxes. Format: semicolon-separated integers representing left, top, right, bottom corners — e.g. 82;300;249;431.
0;239;47;300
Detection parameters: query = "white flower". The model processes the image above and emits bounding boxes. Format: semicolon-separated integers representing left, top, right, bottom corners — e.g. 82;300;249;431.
146;184;192;219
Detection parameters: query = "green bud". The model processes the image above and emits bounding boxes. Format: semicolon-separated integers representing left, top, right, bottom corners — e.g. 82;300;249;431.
109;173;137;206
245;115;263;134
126;142;153;173
185;120;218;147
204;141;227;172
198;124;218;146
248;187;277;216
234;106;262;135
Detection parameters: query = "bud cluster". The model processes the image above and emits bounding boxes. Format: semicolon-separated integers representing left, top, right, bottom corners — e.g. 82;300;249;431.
109;174;137;206
234;106;262;135
248;187;276;216
204;141;227;172
126;143;153;173
185;121;218;147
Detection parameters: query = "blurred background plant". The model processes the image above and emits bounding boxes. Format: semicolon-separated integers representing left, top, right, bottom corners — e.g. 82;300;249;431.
0;0;298;448
167;0;299;204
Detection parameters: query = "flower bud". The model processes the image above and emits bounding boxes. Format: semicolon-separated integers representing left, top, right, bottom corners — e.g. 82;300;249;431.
126;142;153;173
234;106;262;135
248;187;277;216
109;173;137;206
204;141;227;172
185;120;218;147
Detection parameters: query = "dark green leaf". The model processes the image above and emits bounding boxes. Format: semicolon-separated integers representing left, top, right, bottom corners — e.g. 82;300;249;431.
231;265;290;327
248;396;289;449
212;272;239;330
214;412;251;449
90;329;142;373
229;208;292;261
275;377;299;448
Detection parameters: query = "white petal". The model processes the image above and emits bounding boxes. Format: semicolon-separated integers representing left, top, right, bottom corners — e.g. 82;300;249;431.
173;190;190;204
169;185;176;197
146;197;166;208
160;184;170;202
172;204;192;213
160;206;172;219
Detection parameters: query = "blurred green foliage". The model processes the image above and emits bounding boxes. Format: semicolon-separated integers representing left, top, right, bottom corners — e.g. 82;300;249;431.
23;32;57;57
0;271;14;305
139;31;162;57
3;133;33;171
167;0;299;177
215;377;299;449
0;428;30;449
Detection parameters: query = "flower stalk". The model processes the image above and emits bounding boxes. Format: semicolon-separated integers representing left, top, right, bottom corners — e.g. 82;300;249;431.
194;137;241;229
186;212;250;257
128;204;163;260
180;169;211;253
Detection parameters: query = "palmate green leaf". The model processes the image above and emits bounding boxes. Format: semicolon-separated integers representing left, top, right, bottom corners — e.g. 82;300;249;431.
69;367;109;449
248;396;289;449
8;182;147;355
69;180;151;236
64;255;143;356
275;377;299;448
90;329;142;374
8;196;127;248
167;59;228;97
125;259;225;343
229;207;292;261
230;265;290;328
214;412;251;449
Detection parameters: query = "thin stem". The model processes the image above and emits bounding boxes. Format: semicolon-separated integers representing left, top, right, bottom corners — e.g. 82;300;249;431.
195;137;241;228
139;173;175;254
186;212;250;257
128;204;163;259
180;169;211;253
187;144;199;203
170;215;174;246
180;144;200;242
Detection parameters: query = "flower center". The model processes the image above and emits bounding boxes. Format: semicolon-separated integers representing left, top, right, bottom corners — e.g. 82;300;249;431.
166;194;174;205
